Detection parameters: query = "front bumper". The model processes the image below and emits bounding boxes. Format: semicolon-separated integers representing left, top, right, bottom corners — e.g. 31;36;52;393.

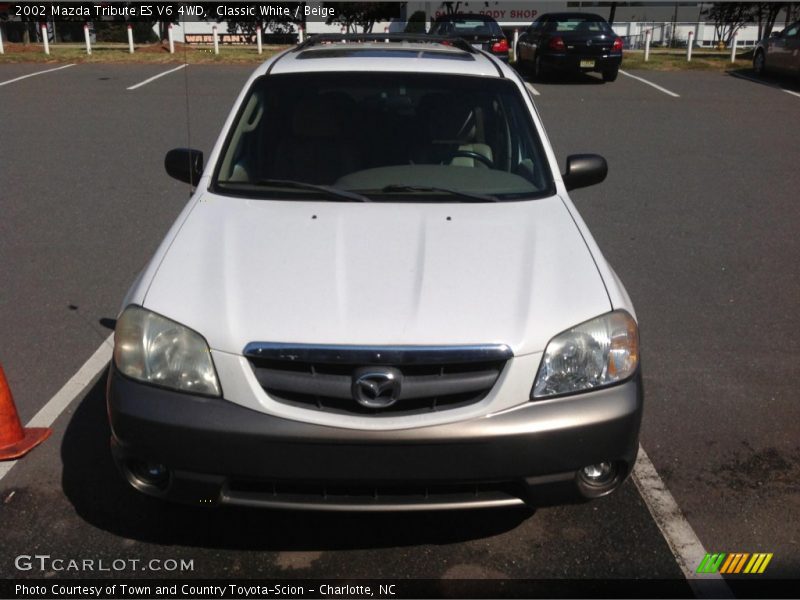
107;365;643;511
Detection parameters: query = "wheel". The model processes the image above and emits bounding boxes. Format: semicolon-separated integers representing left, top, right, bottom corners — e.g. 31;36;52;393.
532;54;547;81
753;50;766;76
515;51;528;74
446;150;495;168
602;67;619;82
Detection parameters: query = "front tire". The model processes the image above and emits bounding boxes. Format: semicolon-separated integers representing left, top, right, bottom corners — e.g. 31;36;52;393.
753;50;766;76
602;66;619;82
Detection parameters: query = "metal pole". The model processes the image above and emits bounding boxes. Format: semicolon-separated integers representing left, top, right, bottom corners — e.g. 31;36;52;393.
127;24;134;53
513;28;519;62
298;25;304;44
644;29;651;61
0;26;4;55
730;31;737;63
168;23;175;54
213;25;219;54
83;23;91;55
41;23;49;55
256;25;262;54
686;30;693;61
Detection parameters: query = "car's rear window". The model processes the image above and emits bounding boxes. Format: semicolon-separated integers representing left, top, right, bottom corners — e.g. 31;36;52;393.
547;17;612;33
431;19;504;37
213;72;554;202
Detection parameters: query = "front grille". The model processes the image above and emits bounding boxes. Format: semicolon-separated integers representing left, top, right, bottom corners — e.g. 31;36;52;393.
244;343;512;416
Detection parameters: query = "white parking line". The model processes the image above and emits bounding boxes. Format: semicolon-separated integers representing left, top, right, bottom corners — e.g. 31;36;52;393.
524;81;541;96
619;69;680;98
0;334;113;483
127;64;187;91
633;445;732;598
730;71;800;99
0;64;76;88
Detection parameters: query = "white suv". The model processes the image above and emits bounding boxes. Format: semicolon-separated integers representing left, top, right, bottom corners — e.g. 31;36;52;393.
108;34;642;511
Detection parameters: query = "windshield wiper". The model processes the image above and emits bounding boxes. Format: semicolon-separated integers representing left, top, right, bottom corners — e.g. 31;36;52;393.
379;185;499;203
255;179;371;203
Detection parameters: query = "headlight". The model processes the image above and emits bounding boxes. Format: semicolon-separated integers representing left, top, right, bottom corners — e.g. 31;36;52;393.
114;305;221;397
532;310;638;399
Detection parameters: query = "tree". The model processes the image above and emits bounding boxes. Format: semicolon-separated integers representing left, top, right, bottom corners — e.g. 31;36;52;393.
405;10;427;33
223;18;295;42
436;2;501;21
106;1;177;43
0;8;29;45
784;3;799;27
751;2;786;40
608;2;618;26
92;21;158;43
0;6;17;43
440;2;464;15
701;2;753;46
215;2;305;43
324;3;402;34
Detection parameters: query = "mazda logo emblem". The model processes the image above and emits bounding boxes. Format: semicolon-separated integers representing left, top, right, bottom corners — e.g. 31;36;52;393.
586;40;593;46
351;367;402;409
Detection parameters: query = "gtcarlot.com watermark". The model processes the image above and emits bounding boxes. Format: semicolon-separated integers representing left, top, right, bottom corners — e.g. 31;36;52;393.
14;554;194;573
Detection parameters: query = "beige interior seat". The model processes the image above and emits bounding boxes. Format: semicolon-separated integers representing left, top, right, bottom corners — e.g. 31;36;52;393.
450;143;494;168
414;94;495;168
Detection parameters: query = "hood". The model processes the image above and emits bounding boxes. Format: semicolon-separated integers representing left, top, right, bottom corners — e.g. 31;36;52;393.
142;192;610;356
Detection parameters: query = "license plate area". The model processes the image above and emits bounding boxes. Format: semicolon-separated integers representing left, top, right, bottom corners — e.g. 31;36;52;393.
580;59;596;68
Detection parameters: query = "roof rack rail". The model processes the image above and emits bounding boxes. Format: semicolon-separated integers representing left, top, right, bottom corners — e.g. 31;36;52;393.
293;33;478;54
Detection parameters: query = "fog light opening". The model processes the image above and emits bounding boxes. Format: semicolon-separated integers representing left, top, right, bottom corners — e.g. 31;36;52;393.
127;459;171;491
581;461;615;485
577;461;622;498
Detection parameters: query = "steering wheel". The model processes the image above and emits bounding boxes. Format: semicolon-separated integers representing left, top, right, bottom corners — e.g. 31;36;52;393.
446;150;495;169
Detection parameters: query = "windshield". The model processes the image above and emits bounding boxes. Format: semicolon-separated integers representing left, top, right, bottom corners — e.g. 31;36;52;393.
213;72;555;202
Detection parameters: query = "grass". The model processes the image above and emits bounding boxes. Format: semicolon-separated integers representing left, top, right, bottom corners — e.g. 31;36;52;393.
0;42;289;64
3;42;754;70
620;48;753;71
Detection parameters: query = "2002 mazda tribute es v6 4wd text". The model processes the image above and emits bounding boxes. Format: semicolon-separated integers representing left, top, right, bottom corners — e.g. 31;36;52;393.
107;34;642;511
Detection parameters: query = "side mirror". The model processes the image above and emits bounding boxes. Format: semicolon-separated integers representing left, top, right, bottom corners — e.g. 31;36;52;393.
562;154;608;191
165;148;203;185
770;31;782;38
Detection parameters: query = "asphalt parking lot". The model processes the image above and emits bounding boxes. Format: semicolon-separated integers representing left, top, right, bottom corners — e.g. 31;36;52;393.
1;60;799;597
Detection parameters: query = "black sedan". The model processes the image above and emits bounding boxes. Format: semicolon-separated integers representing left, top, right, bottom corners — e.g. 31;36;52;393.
429;13;510;62
753;21;800;77
516;13;623;82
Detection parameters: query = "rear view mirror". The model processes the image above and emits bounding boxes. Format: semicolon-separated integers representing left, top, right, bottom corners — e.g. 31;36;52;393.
562;154;608;191
165;148;203;186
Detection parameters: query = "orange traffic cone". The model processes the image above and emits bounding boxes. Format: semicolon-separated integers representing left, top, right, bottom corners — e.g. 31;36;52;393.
0;364;51;460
